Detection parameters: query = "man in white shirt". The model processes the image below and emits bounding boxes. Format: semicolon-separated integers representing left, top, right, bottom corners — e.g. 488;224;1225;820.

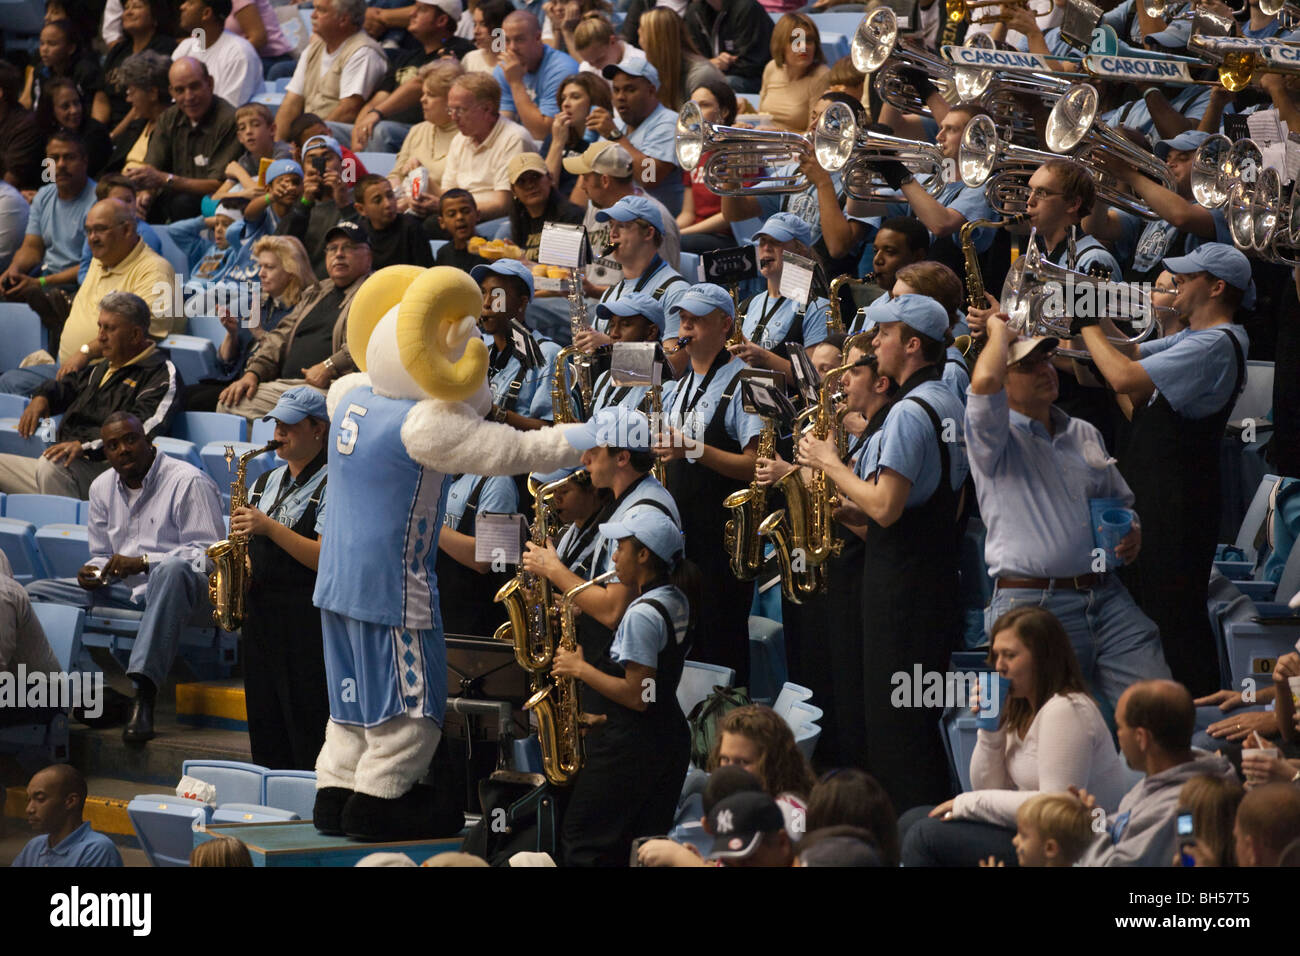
274;0;389;144
440;73;536;222
173;0;265;109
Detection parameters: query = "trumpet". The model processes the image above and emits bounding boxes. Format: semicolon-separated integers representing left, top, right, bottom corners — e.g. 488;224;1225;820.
949;0;1051;24
675;100;812;196
813;101;948;202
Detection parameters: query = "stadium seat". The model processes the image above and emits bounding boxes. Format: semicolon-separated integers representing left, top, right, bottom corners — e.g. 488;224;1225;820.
180;759;268;805
0;302;48;371
201;441;281;505
34;523;90;578
355;151;397;176
511;735;544;775
249;417;278;445
263;770;318;820
1228;361;1274;431
678;252;701;282
819;31;850;64
76;499;91;524
5;493;80;527
174;411;247;445
430;239;448;260
0;517;48;583
0;603;84;764
160;334;220;384
0;421;46;458
153;436;204;470
677;660;735;717
771;682;813;724
212;803;300;824
1223;619;1300;688
747;615;787;704
808;12;870;37
127;794;213;867
0;393;28;418
187;314;228;350
1216;474;1280;578
942;709;980;793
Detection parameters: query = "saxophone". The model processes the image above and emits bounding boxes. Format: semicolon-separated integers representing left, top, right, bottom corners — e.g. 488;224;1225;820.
722;413;777;580
961;215;1025;361
494;469;585;684
828;274;875;336
759;363;853;600
649;380;667;486
567;266;594;415
551;345;582;424
206;441;282;631
525;570;617;786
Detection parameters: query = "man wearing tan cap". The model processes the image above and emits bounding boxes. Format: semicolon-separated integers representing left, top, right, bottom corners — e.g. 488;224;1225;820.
441;73;539;222
564;141;681;286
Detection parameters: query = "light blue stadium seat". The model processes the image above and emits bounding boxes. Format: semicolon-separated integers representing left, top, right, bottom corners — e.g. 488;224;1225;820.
76;499;91;524
174;411;247;445
748;615;787;704
201;441;281;507
430;239;448;260
678;251;701;282
0;302;48;370
253;90;287;108
153;436;204;471
942;709;980;793
34;523;90;579
0;517;48;583
127;794;212;867
181;759;268;805
160;334;220;384
212;802;300;824
0;393;28;418
264;770;317;820
5;493;80;527
249;418;277;445
187;314;228;350
1215;474;1280;578
808;12;871;37
0;603;83;763
677;660;735;718
819;31;850;64
355;151;397;176
771;681;813;724
1224;619;1300;688
512;735;544;774
0;421;46;458
477;216;509;238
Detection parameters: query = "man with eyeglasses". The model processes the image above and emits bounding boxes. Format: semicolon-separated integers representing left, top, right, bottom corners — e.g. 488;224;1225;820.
218;221;374;421
965;314;1170;723
440;73;537;223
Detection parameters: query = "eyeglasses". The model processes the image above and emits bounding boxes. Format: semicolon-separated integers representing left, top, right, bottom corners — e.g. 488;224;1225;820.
1027;187;1064;202
447;104;481;117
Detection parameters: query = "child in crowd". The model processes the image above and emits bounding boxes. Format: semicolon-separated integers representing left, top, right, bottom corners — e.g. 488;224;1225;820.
980;793;1093;868
288;113;370;179
170;202;257;287
215;103;293;202
433;189;490;272
353;174;433;270
241;159;304;237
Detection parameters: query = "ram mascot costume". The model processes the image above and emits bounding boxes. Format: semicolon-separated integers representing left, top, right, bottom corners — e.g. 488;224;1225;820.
312;265;581;841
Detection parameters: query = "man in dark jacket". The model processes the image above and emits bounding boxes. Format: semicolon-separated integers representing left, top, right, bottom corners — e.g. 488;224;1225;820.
0;291;181;499
684;0;775;95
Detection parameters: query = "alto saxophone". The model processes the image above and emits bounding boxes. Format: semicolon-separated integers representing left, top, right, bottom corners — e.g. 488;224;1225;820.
723;413;777;580
551;344;583;424
828;274;875;336
961;215;1025;361
206;441;282;631
649;380;667;486
494;469;585;686
525;570;617;786
567;266;594;415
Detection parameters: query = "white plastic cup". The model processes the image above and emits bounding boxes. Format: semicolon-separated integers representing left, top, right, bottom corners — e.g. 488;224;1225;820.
1242;747;1281;784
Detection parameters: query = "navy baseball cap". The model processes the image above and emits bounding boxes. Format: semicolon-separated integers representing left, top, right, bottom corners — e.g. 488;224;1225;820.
302;134;343;159
1163;242;1256;308
596;292;665;333
869;293;949;340
1154;130;1212;160
753;212;813;247
564;405;655;452
263;385;328;424
324;220;369;246
471;259;536;299
669;283;735;321
594;195;664;234
599;504;684;563
265;158;303;184
602;52;660;90
706;791;786;861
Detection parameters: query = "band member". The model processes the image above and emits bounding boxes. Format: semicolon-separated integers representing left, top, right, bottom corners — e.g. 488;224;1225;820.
585;195;689;338
799;294;969;809
893;261;970;405
544;466;615;581
230;387;331;771
552;505;696;866
656;284;763;686
850;215;931;325
473;260;562;430
587;292;665;415
729;213;830;381
1072;244;1250;696
435;470;520;637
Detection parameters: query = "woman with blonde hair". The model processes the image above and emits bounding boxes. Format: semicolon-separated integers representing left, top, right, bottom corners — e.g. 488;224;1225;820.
191;836;254;867
542;0;614;56
637;8;726;112
1174;775;1244;866
760;13;831;134
391;60;465;214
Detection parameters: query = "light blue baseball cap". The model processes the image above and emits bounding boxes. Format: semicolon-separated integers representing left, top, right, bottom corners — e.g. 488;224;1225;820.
1163;242;1256;309
564;405;655;452
530;464;582;485
753;212;812;247
594;195;664;234
868;293;949;340
471;259;535;299
265;158;304;184
669;283;735;321
602;52;660;91
596;292;666;333
599;504;684;563
1154;130;1211;160
302;134;343;159
263;385;328;424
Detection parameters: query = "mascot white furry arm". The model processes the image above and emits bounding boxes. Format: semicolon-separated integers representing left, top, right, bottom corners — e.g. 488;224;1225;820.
310;266;583;842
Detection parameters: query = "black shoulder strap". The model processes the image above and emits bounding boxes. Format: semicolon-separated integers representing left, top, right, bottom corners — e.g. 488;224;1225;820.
249;468;273;507
459;475;491;533
640;597;683;647
906;396;951;492
631;497;679;526
1220;326;1247;406
652;275;687;300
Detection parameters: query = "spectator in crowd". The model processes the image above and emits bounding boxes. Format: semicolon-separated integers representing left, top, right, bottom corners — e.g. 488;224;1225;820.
352;0;473;152
242;158;305;236
824;55;865;104
440;73;536;223
128;58;243;223
707;704;817;831
167;203;257;290
186;234;313;411
706;791;795;867
103;50;172;178
1174;774;1244;866
0;181;28;273
1077;680;1237;866
806;768;900;867
676;79;736;254
637;8;725;113
0;61;43;190
684;0;774;96
864;216;930;310
172;0;264;111
494;9;580;142
432;189;489;271
0;291;179;499
97;0;178;133
213;103;293;202
542;72;610;202
34;79;113;180
796;825;886;867
505;152;585;261
542;0;613;57
22;19;103;116
353;174;434;269
990;793;1095;867
0;550;62;732
191;835;255;866
390;62;463;214
274;0;389;144
472;259;561;428
463;0;513;75
11;765;123;867
279;135;362;277
1233;783;1300;866
28;412;226;743
570;13;642;82
760;13;830;135
219;221;373;419
590;59;682;216
225;0;296;75
899;606;1131;866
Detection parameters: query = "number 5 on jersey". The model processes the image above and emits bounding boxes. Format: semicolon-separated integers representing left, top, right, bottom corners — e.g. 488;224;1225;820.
337;403;367;455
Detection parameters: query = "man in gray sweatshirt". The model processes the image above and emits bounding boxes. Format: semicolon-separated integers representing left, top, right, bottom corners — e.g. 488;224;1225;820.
1077;680;1238;866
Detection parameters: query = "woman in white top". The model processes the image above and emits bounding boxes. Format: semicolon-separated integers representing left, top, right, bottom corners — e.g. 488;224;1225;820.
462;0;512;74
898;606;1131;866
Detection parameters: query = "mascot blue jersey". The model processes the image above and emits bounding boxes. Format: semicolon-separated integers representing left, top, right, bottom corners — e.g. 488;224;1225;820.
315;384;451;632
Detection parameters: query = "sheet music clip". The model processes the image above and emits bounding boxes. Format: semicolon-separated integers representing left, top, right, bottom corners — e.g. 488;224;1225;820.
538;222;592;269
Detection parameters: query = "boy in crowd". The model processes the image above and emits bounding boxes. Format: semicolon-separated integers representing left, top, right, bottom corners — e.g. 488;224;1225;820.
353;174;433;270
433;189;489;272
216;103;293;202
242;159;305;237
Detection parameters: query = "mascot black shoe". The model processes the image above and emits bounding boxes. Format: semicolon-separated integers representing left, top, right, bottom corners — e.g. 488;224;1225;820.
313;787;353;836
341;785;443;842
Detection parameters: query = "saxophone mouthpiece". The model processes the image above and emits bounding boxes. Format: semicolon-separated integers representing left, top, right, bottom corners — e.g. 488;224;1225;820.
266;440;284;450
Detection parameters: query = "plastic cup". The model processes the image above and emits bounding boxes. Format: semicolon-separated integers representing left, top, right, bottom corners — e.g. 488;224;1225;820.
1288;675;1300;708
1242;747;1281;785
1097;507;1134;568
976;673;1011;731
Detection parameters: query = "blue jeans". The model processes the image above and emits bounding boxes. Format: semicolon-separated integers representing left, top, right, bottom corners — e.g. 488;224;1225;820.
898;804;1018;867
369;120;413;153
0;363;55;395
27;556;214;691
986;577;1171;721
